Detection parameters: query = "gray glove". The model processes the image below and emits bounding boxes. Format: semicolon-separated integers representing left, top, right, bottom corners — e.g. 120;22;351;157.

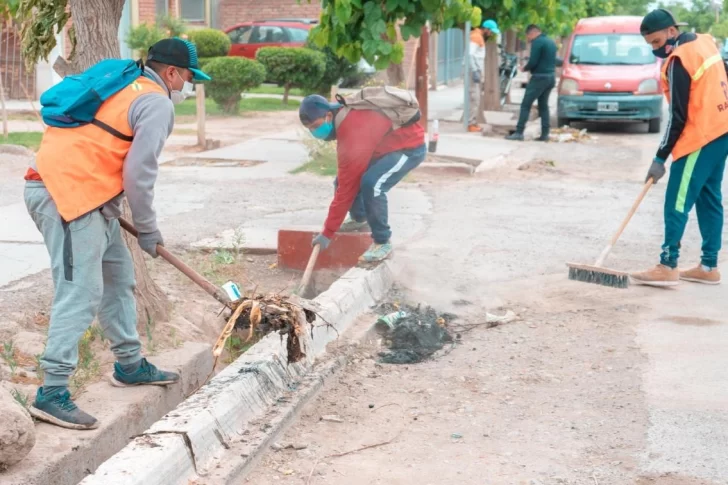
138;230;164;258
312;233;331;250
472;70;482;84
645;159;666;184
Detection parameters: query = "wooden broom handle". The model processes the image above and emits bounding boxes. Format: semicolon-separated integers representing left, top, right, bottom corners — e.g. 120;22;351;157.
118;217;232;308
594;179;654;267
298;244;321;296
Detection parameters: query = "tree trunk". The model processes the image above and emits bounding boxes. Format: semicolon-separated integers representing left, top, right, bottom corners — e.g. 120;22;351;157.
504;30;517;105
283;84;290;104
483;40;500;112
0;25;7;140
56;0;170;325
386;62;405;86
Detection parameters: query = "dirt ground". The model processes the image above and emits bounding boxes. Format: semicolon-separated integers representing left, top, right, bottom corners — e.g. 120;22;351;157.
0;251;304;404
243;124;728;485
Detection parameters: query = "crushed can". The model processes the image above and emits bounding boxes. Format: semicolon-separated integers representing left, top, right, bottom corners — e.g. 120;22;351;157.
428;119;439;153
221;281;242;302
375;310;407;334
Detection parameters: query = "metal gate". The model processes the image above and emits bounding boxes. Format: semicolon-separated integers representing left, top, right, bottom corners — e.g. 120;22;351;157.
0;24;36;100
437;27;464;84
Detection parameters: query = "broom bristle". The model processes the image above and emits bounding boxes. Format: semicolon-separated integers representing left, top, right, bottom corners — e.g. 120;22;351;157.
567;266;630;289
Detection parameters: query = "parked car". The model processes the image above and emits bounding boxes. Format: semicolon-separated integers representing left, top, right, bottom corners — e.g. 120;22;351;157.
557;16;664;133
225;18;317;59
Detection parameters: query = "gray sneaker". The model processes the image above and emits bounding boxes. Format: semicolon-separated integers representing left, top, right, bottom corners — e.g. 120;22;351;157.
29;387;99;430
339;217;370;233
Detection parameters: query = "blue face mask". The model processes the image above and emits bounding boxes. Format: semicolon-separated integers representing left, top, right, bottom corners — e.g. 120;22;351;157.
310;120;333;140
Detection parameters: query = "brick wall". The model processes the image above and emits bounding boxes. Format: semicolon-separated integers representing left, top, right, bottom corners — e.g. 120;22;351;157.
139;0;156;23
217;0;321;30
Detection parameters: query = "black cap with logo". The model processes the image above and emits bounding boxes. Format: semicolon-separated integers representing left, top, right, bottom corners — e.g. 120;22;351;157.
640;9;688;36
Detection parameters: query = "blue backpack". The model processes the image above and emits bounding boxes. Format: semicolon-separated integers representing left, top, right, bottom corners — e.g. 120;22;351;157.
40;59;145;141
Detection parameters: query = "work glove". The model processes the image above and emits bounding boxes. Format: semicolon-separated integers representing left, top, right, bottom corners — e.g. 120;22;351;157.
645;159;666;184
312;233;331;250
138;230;164;258
472;70;482;84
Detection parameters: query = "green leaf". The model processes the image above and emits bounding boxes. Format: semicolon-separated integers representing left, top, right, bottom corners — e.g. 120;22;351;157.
386;22;397;41
335;0;352;25
385;0;399;11
373;19;387;36
391;42;405;64
362;39;379;58
378;42;393;55
374;56;391;70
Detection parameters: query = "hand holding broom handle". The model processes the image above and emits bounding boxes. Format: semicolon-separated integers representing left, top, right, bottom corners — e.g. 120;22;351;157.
118;217;232;308
594;178;654;267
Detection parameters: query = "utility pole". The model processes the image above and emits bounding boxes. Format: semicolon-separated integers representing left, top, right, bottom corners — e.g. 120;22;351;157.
415;24;430;132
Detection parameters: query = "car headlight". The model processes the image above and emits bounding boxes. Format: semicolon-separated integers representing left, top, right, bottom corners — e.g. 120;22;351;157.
560;78;580;95
637;79;659;94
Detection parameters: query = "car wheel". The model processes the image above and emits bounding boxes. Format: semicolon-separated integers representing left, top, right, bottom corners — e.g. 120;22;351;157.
557;117;570;128
648;117;661;134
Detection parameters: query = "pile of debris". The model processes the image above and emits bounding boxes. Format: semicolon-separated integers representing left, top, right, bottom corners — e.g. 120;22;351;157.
374;302;456;364
214;294;318;364
549;126;592;143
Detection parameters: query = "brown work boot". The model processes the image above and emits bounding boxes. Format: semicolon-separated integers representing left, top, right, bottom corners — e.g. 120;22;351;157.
467;124;481;133
679;265;721;285
630;264;679;287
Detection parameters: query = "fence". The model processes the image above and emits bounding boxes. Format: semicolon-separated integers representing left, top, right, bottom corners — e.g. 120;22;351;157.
436;27;464;85
0;23;36;100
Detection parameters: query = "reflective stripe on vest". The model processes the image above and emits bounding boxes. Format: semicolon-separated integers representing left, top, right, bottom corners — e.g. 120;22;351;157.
661;34;728;160
35;76;166;222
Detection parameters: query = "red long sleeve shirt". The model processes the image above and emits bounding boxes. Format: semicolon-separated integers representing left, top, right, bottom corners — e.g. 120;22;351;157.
321;110;425;239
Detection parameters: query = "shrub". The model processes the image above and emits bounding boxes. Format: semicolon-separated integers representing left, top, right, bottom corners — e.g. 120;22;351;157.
126;15;187;60
204;57;266;114
304;39;358;96
255;47;326;103
187;28;231;58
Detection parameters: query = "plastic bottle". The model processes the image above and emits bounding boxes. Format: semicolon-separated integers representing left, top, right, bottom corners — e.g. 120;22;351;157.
428;119;439;153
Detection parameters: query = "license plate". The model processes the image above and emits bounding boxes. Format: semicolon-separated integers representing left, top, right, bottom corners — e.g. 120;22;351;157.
597;102;619;112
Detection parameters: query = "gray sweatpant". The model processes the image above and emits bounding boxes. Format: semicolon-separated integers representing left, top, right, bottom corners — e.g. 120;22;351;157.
468;79;481;126
24;181;142;387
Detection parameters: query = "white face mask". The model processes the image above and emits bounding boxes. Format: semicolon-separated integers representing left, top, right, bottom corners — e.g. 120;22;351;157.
170;71;193;105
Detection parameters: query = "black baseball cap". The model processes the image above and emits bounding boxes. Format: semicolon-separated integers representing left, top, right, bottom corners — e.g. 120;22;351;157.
147;37;211;81
640;8;688;36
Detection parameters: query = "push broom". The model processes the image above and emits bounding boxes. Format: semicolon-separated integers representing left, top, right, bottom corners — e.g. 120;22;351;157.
567;179;654;289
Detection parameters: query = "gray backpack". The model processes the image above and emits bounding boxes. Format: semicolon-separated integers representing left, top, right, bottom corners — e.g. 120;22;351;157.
333;86;421;131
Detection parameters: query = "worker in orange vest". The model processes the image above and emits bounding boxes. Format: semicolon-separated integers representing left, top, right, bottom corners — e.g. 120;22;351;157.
632;9;728;286
23;38;210;429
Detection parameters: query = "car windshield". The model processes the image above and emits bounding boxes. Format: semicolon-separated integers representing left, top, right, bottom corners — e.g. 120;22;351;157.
569;33;655;65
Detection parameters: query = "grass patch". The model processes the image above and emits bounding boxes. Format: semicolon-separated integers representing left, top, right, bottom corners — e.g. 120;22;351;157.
292;134;338;177
1;132;43;151
175;96;301;118
249;85;305;97
70;325;103;396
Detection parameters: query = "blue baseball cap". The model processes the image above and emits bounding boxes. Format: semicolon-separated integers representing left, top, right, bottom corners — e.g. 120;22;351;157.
482;19;500;35
147;38;211;81
299;94;340;124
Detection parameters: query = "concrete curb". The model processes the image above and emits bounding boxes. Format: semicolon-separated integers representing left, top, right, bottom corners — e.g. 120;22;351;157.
0;342;213;485
78;261;397;485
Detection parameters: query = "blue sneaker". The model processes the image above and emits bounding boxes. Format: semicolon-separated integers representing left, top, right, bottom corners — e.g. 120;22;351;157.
110;358;179;388
359;242;393;263
29;387;99;430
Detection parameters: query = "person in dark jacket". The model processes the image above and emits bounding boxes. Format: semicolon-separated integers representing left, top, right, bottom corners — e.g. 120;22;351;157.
506;24;558;141
299;94;426;263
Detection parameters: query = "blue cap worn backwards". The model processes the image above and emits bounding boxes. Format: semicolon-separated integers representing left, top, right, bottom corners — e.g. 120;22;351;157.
299;94;340;124
481;19;500;35
147;37;211;81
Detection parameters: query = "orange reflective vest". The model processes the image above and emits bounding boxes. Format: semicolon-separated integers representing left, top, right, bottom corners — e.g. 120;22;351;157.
661;34;728;160
35;76;166;221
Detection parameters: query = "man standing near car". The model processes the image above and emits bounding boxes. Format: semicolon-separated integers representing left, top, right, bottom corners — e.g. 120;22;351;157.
631;9;728;286
506;24;557;141
467;19;500;132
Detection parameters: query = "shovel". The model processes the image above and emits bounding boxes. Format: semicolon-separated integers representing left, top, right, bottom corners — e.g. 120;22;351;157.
118;217;233;308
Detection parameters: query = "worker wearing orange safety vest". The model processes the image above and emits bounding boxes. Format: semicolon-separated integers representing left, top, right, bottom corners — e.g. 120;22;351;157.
23;38;210;430
632;9;728;287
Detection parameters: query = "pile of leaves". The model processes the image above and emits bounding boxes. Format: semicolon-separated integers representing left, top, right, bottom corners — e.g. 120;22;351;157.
214;294;317;364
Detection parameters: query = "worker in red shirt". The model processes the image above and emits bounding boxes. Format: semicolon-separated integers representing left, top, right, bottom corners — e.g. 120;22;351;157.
299;93;426;262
